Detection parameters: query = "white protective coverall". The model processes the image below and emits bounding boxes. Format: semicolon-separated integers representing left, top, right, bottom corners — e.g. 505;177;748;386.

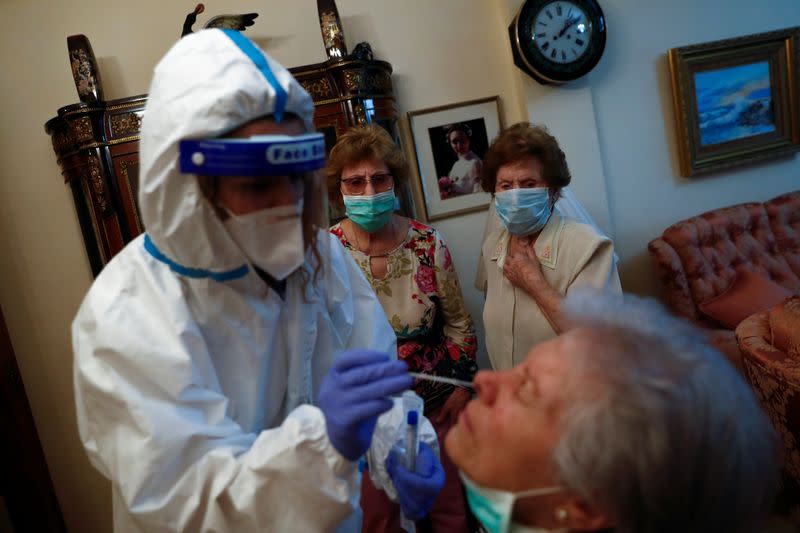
73;29;396;532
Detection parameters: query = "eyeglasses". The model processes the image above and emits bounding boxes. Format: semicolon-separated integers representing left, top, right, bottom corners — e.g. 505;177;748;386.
340;172;394;195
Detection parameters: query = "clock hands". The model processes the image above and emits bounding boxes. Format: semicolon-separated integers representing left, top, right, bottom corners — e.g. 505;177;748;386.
557;14;581;38
509;0;606;84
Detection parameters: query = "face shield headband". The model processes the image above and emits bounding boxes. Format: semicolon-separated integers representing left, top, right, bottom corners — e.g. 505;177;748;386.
179;132;326;177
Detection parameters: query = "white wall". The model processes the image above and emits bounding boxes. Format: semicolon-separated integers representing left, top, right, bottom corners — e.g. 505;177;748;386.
500;0;800;296
2;1;799;531
587;0;800;294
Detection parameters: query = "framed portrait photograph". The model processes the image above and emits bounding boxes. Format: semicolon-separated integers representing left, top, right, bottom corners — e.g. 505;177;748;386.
668;27;800;177
408;96;501;221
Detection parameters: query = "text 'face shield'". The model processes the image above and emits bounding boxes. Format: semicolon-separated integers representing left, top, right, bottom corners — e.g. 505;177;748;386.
179;132;326;177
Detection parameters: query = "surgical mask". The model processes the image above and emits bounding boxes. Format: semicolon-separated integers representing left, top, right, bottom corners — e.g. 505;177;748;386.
223;200;305;280
460;471;563;533
495;187;552;236
343;189;396;233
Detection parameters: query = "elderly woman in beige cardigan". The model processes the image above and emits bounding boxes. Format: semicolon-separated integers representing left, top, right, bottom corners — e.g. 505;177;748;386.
475;123;621;370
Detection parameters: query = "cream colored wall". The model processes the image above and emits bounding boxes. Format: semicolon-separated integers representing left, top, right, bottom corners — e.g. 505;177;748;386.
1;1;521;530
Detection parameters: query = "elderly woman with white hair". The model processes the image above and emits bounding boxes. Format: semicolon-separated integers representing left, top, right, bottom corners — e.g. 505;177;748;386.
445;289;779;533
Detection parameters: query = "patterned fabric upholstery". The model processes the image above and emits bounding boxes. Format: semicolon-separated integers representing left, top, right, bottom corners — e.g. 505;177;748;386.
736;296;800;522
649;191;800;328
766;192;800;279
648;238;701;322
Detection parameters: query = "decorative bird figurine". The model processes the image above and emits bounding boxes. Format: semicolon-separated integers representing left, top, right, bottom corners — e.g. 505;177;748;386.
181;4;259;38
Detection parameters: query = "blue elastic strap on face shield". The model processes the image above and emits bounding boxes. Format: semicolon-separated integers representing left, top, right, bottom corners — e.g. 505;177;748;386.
221;29;287;123
179;132;326;176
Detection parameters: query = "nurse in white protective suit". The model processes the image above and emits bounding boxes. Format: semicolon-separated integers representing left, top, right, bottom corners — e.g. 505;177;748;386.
73;29;444;532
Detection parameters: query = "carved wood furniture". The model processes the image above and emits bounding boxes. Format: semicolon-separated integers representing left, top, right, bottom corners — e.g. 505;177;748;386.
291;58;397;151
45;96;146;276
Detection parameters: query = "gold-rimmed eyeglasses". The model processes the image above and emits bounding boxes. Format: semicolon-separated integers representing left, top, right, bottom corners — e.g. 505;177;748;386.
339;173;394;195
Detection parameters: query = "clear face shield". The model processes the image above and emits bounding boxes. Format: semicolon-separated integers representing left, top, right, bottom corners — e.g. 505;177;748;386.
179;132;326;177
179;132;327;280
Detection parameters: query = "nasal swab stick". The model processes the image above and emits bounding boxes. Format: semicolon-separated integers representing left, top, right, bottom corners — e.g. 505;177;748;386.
408;372;474;389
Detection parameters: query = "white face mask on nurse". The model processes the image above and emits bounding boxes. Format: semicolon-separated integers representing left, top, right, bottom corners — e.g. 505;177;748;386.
201;116;310;281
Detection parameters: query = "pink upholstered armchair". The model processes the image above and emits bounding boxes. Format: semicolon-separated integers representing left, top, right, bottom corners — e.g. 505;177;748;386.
649;192;800;368
736;296;800;522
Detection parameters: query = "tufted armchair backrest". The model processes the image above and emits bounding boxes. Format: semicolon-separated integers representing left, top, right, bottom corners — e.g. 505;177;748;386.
766;191;800;279
649;193;800;326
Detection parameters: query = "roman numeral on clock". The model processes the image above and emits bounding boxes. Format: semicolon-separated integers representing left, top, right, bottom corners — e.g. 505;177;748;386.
575;38;584;46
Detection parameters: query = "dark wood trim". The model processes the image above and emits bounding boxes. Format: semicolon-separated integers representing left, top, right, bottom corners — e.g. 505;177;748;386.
0;307;67;532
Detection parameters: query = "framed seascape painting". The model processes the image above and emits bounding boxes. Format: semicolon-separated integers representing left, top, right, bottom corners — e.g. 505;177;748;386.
668;27;800;177
408;96;501;221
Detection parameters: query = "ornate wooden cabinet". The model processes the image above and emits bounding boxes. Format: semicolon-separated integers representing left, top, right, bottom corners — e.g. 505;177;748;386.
45;96;146;277
291;58;397;148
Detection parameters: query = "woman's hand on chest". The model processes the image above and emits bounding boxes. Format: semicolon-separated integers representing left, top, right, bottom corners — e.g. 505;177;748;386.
504;235;545;292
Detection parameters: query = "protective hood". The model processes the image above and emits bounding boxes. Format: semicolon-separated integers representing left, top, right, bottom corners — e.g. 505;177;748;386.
138;29;315;276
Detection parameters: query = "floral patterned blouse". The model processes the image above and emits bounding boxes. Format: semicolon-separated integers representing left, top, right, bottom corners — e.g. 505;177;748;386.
330;218;478;411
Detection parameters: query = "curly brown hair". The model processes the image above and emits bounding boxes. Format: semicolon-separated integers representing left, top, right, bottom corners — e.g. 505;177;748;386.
324;124;408;206
481;123;571;200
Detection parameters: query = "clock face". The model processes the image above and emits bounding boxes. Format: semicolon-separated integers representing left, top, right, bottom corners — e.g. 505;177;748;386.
509;0;606;84
532;2;592;64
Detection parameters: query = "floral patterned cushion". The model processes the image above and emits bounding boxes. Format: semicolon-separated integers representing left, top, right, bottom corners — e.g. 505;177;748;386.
698;269;792;329
769;297;800;369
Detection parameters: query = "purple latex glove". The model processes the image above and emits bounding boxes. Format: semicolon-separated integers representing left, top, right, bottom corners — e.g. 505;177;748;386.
319;350;411;461
386;441;445;520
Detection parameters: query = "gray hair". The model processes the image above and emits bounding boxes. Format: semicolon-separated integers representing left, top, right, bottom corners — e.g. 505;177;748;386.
552;289;778;533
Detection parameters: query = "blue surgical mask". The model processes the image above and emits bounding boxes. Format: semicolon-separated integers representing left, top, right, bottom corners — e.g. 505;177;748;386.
460;471;563;533
343;189;396;233
494;187;552;236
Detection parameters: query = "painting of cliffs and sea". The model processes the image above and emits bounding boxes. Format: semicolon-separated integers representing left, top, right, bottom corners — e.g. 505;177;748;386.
668;28;799;176
694;61;775;146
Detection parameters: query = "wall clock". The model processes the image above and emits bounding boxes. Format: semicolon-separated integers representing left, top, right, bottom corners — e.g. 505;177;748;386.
509;0;606;85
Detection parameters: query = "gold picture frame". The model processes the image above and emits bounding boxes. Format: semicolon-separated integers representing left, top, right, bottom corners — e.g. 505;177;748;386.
668;27;800;177
407;96;502;221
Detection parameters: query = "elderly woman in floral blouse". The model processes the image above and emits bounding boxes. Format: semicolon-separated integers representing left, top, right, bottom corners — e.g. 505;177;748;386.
327;125;477;533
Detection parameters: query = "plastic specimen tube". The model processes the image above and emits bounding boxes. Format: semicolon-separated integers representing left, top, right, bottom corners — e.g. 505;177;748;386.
405;410;419;472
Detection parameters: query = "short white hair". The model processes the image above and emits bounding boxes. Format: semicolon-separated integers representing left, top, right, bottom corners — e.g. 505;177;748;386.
553;289;778;533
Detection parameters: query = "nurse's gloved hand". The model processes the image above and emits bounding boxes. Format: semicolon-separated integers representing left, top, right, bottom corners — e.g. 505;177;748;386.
319;349;412;461
386;441;445;520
